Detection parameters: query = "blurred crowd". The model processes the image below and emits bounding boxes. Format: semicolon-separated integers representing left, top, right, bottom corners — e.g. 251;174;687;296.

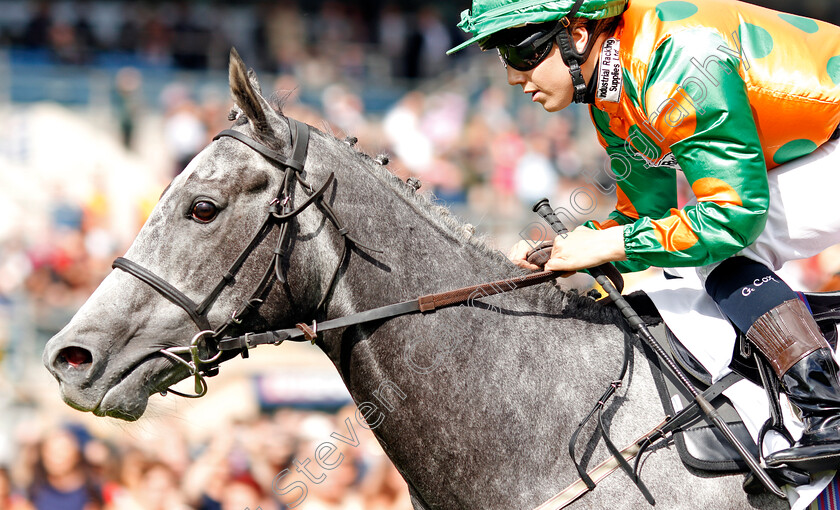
0;407;410;510
0;1;464;81
0;1;837;78
5;184;116;315
2;1;840;509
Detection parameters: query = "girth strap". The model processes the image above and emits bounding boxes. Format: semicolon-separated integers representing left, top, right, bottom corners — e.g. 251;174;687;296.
113;257;212;331
559;369;742;508
568;326;655;505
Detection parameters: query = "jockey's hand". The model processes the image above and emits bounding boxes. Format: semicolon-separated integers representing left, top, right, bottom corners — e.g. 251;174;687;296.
545;226;627;273
508;239;544;271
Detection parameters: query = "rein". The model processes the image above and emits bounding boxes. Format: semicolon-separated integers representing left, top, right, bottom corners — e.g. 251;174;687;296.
217;269;562;350
112;118;562;399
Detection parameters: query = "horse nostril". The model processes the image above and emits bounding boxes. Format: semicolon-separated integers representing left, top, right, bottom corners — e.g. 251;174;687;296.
58;347;93;369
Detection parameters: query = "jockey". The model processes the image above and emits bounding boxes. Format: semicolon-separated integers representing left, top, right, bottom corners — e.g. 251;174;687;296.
448;0;840;473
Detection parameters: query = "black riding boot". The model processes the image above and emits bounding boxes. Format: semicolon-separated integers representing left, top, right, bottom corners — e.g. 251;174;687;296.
748;299;840;472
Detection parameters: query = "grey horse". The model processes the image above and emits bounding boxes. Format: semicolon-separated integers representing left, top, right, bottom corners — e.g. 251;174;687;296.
43;50;789;509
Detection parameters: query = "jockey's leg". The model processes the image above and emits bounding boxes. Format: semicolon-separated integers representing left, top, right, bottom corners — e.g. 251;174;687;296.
706;256;840;472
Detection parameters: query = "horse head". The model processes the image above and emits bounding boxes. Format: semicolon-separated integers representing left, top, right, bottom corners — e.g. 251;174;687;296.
43;49;334;420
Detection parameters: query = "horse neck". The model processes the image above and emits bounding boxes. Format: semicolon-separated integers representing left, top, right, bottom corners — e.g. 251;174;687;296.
287;132;607;372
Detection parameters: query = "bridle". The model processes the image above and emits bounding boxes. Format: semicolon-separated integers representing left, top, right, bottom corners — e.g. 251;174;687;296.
112;115;570;400
112;118;378;398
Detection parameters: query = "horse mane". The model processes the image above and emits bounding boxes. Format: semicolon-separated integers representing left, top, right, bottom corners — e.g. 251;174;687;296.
262;89;497;255
336;132;622;326
253;91;621;326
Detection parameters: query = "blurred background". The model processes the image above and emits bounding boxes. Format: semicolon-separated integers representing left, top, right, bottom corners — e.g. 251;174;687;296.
0;1;839;509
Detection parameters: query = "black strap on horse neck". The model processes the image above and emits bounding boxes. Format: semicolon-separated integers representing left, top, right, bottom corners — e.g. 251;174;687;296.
567;329;656;505
565;335;751;506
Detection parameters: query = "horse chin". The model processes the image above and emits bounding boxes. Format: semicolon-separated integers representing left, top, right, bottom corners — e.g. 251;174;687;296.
94;393;147;421
92;357;182;421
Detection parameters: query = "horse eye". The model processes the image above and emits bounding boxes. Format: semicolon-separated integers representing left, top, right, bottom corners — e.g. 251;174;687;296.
191;201;218;223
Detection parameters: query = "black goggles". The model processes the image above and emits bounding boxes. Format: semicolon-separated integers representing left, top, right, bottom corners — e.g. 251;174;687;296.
496;22;566;71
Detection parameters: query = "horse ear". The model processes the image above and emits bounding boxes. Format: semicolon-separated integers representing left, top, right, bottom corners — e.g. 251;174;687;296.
247;69;262;94
229;47;271;133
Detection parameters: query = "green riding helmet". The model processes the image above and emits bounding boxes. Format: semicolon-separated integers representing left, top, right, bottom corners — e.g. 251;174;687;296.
447;0;628;54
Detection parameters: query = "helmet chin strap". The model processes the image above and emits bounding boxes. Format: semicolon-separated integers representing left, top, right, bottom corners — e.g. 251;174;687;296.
554;0;598;104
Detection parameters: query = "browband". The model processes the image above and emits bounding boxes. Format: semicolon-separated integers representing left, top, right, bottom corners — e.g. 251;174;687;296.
213;119;309;172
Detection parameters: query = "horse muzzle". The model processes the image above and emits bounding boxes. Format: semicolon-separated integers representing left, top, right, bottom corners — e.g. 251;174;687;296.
43;340;110;413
